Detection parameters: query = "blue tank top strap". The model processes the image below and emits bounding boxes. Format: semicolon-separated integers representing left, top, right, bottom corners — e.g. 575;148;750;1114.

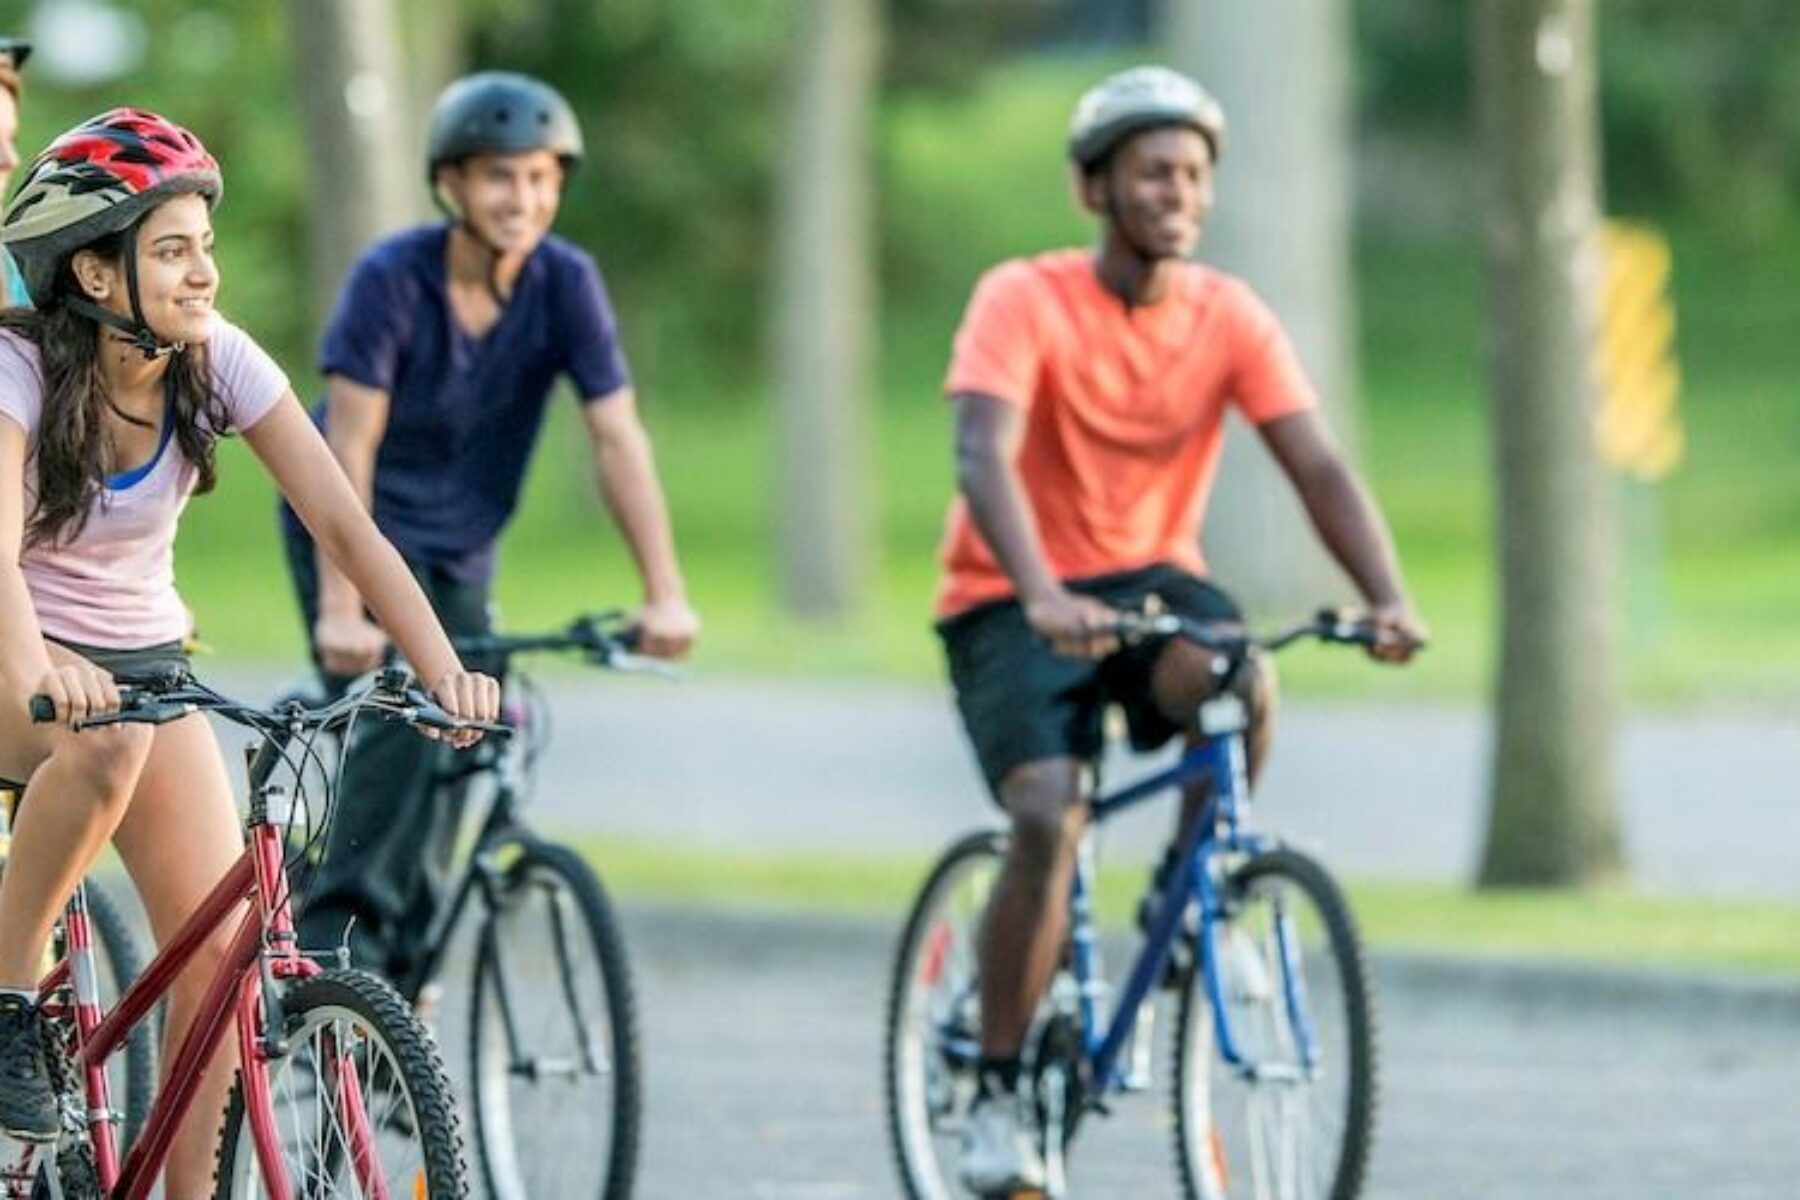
105;389;179;491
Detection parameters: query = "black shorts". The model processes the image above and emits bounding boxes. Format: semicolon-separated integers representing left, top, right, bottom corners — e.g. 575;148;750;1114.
47;637;191;684
937;563;1242;798
0;639;192;790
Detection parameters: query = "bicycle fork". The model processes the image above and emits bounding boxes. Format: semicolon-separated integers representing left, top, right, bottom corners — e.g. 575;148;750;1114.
478;885;608;1082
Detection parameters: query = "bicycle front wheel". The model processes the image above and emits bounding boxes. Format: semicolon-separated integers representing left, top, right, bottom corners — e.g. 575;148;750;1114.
1173;847;1376;1200
211;968;469;1199
884;830;1005;1200
468;840;640;1200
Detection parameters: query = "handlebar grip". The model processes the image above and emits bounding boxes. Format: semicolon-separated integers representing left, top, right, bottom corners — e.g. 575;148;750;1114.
28;695;54;723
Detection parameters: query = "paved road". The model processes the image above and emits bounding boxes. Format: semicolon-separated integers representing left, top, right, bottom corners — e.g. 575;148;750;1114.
206;667;1800;899
104;669;1800;1196
436;903;1799;1200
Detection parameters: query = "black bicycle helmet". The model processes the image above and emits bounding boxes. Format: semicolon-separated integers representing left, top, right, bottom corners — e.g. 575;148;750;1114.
425;70;582;184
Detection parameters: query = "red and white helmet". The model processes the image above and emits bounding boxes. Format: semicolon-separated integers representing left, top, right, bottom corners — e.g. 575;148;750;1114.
1;108;221;308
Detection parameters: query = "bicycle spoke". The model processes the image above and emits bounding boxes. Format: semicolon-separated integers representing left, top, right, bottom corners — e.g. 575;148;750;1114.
217;975;461;1199
470;847;632;1200
1174;849;1374;1200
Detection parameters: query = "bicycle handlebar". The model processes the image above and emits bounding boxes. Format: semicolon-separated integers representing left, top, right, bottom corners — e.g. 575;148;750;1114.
1114;607;1421;659
30;666;514;739
453;611;681;680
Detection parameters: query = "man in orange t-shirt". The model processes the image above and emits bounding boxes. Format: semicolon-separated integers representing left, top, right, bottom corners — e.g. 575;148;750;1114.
936;66;1426;1193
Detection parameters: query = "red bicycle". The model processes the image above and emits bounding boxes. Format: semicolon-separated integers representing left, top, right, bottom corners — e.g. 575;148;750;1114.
4;668;503;1199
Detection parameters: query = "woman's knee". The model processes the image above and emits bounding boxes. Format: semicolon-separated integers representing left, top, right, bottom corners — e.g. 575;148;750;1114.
47;727;154;810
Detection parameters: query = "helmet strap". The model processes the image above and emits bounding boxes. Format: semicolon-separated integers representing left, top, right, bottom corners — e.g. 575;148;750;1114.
64;225;185;360
62;295;182;360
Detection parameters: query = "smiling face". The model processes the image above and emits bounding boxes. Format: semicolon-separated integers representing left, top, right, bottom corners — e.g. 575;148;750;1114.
72;192;218;345
1081;125;1214;261
437;148;564;254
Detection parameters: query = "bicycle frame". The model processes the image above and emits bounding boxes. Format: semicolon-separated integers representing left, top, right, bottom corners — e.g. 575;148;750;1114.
25;736;366;1200
393;718;529;1002
399;685;605;1080
1062;710;1313;1103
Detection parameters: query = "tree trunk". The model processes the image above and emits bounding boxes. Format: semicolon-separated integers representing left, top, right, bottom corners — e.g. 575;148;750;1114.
396;0;466;164
1163;0;1359;614
773;0;878;617
1475;0;1623;886
290;0;415;329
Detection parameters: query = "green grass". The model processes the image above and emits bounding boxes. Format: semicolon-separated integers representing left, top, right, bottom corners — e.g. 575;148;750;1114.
568;836;1800;976
169;55;1800;706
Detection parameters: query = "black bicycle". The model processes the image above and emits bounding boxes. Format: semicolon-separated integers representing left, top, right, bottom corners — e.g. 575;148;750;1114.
302;612;664;1200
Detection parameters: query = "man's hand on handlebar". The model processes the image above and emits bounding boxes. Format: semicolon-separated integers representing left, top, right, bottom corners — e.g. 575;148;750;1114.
1362;600;1428;665
1024;588;1121;660
629;596;700;661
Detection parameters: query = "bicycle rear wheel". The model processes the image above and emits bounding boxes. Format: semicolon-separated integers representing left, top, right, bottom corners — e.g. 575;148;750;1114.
884;830;1005;1200
1173;847;1376;1200
211;967;468;1199
467;840;640;1200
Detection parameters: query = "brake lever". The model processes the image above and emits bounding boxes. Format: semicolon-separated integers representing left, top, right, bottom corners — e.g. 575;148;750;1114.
28;685;188;728
387;685;515;739
71;700;196;731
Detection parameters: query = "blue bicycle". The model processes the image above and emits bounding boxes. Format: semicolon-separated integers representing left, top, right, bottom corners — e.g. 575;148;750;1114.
885;610;1385;1200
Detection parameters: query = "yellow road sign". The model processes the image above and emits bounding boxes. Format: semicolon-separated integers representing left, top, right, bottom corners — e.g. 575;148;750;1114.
1596;221;1683;481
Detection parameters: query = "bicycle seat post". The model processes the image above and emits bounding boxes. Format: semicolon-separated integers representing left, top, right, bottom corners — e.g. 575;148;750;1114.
1198;693;1252;834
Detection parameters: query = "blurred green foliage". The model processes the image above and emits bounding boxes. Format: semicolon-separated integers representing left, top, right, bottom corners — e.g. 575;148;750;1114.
7;3;1794;700
15;1;1795;388
1358;0;1800;234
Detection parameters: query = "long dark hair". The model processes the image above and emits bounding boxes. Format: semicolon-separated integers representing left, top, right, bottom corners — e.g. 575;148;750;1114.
0;226;230;549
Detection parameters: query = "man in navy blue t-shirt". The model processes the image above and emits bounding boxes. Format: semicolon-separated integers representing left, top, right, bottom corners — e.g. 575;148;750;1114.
282;72;698;985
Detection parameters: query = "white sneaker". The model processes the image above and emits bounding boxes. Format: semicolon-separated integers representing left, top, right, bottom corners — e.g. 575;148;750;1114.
412;981;444;1033
958;1092;1046;1193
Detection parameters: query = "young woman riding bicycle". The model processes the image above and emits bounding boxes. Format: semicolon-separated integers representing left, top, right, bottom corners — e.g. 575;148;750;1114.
0;109;498;1197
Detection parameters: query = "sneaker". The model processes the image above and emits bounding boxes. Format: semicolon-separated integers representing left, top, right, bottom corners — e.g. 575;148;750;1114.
0;995;60;1142
958;1091;1046;1193
411;981;444;1034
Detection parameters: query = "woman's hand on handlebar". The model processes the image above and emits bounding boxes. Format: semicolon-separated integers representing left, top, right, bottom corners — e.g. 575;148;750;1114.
28;661;121;729
428;668;503;749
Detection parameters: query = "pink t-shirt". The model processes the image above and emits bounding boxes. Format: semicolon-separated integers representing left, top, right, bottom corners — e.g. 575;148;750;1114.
0;314;289;648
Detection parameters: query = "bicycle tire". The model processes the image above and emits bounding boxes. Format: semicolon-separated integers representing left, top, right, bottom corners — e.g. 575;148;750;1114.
1172;846;1376;1200
211;967;469;1199
467;839;641;1200
884;829;1007;1200
79;877;157;1150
